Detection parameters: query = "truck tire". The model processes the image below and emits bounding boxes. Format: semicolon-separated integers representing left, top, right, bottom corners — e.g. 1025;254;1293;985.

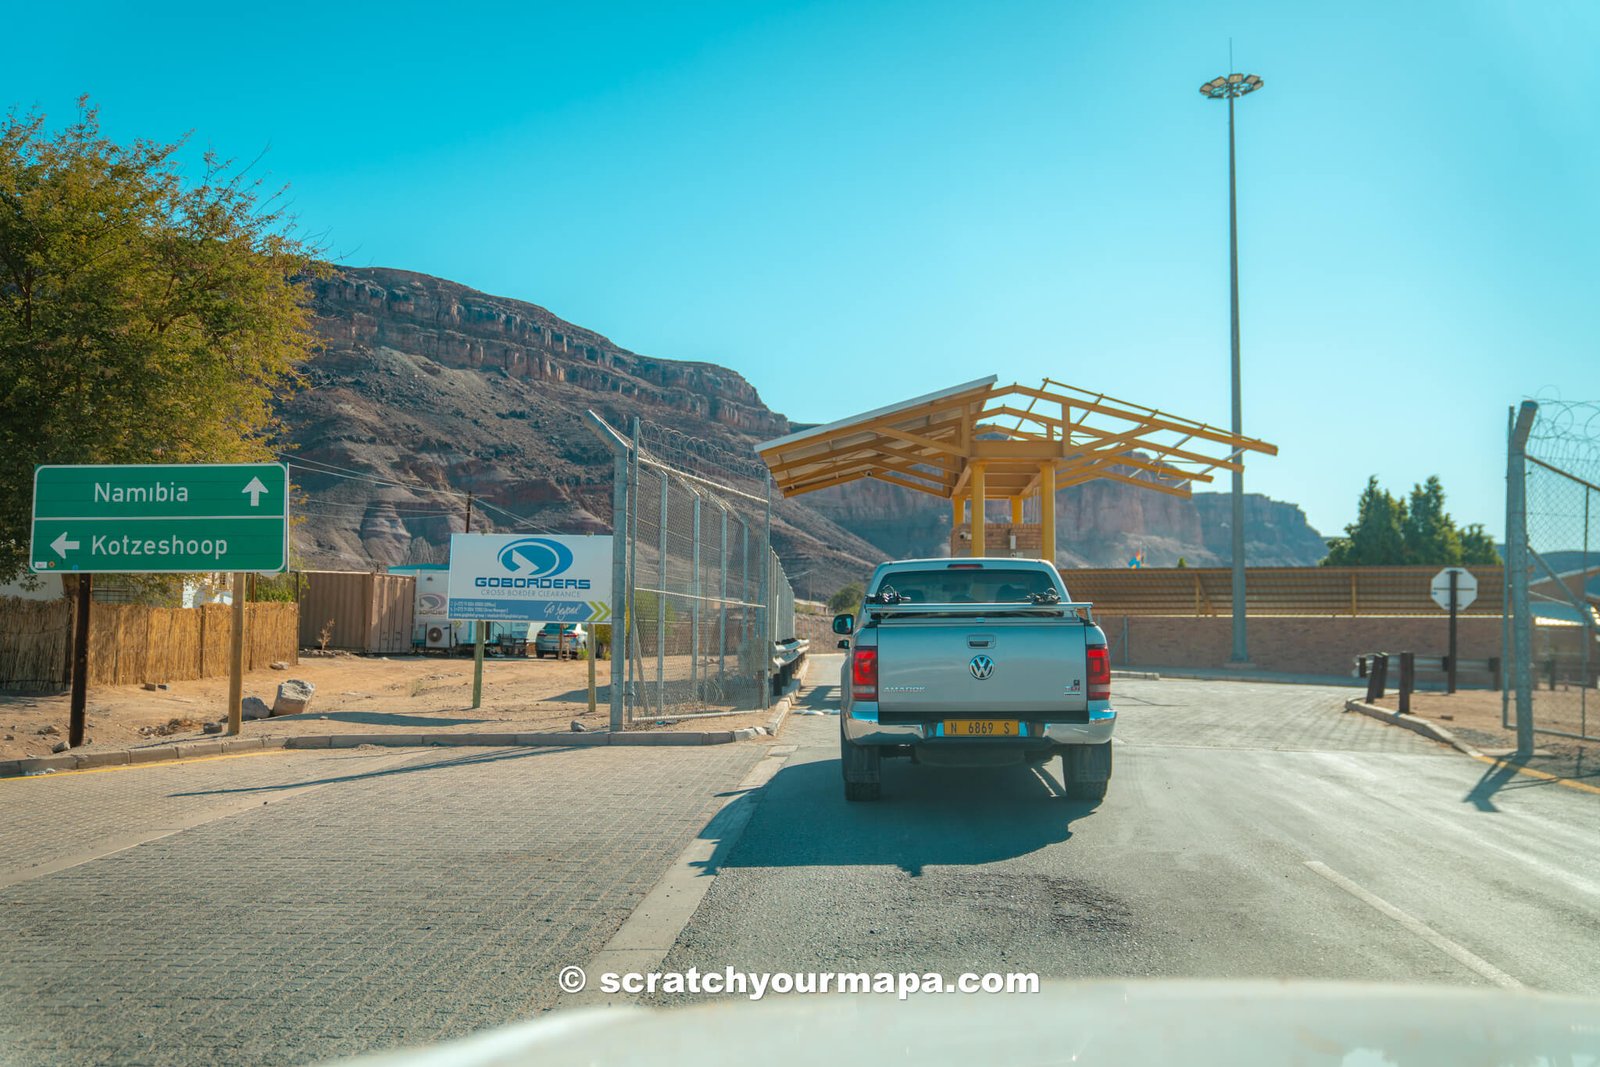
1062;742;1112;804
840;721;881;802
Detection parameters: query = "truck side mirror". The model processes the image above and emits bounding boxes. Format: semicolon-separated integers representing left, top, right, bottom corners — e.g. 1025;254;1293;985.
831;613;854;635
837;639;850;650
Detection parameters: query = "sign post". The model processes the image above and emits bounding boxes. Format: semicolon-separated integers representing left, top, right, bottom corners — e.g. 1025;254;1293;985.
69;576;92;747
447;534;613;716
228;572;247;735
31;463;289;746
472;621;486;709
1431;567;1479;695
588;642;597;717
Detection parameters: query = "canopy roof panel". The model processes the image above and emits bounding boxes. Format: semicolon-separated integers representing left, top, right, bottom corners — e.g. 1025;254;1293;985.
756;377;1278;501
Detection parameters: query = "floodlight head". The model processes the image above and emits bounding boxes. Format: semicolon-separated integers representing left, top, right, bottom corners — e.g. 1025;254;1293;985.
1200;73;1264;100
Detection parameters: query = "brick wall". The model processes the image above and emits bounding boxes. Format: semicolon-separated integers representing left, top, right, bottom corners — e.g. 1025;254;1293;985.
950;523;1043;559
1095;613;1504;683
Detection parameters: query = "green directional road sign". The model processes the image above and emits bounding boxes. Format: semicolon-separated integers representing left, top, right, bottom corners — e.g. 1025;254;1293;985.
30;463;289;574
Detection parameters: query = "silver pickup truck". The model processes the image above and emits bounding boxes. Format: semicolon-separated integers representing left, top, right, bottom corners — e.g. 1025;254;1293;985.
832;557;1115;804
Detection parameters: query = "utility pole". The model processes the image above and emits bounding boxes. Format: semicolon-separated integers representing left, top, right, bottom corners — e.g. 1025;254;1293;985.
1200;69;1264;666
464;491;474;533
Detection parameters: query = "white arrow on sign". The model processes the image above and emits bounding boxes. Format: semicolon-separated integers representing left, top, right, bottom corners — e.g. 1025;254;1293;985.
1430;567;1479;611
242;476;269;507
51;532;79;558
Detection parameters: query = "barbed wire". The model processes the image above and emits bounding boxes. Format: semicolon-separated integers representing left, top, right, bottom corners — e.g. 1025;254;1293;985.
633;419;773;492
1527;397;1600;485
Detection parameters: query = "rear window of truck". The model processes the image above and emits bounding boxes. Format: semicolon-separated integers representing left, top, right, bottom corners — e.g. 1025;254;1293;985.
876;568;1061;604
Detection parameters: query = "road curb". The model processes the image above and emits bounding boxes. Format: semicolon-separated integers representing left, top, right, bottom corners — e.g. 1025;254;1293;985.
1344;699;1484;758
763;654;812;738
0;737;294;779
1111;669;1161;681
1346;698;1600;798
0;721;786;778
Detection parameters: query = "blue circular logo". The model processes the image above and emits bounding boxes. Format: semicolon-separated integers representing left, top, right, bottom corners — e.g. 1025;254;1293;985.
497;538;574;578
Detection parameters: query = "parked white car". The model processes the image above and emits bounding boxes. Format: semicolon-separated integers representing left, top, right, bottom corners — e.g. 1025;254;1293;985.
533;623;588;658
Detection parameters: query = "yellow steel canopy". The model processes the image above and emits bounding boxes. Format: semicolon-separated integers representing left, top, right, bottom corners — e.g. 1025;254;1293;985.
755;376;1278;558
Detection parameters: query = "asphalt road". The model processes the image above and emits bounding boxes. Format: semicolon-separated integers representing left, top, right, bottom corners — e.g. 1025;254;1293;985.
5;659;1596;1066
649;654;1600;999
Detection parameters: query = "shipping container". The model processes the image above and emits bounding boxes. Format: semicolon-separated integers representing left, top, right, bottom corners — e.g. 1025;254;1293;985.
387;564;452;647
296;571;416;654
387;563;532;652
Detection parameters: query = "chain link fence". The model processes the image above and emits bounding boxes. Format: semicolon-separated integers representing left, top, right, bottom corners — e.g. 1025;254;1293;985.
1506;399;1600;747
588;412;797;725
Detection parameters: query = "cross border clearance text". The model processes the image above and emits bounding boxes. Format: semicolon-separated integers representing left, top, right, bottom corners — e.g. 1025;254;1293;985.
91;534;229;559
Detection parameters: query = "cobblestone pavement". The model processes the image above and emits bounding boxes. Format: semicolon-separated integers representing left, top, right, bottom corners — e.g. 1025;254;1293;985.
1;748;423;884
1113;678;1446;753
0;742;766;1066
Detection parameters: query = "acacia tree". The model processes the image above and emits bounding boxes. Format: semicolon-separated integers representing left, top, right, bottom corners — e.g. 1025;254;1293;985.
1402;476;1460;563
1457;523;1499;565
1324;477;1406;565
0;101;320;582
828;581;864;614
1323;475;1500;566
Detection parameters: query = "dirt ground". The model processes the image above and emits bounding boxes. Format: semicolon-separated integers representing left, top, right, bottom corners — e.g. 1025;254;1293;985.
1370;685;1598;786
0;652;776;761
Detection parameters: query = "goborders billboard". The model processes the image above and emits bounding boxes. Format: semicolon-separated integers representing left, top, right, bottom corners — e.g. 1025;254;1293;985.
446;534;613;623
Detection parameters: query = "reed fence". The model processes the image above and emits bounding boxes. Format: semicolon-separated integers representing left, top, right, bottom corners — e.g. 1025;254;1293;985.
0;597;298;691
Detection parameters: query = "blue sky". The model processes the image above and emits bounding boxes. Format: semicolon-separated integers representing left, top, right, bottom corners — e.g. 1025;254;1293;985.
12;0;1597;540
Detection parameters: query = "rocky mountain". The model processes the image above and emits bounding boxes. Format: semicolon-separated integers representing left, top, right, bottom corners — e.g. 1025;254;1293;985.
283;266;1326;590
803;479;1328;571
284;267;881;589
1190;492;1331;567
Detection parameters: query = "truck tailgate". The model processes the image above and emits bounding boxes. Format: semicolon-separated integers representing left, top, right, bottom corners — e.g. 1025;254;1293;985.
875;617;1091;716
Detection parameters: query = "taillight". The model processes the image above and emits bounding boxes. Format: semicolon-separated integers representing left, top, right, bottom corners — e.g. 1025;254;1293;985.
1086;645;1110;701
851;647;878;701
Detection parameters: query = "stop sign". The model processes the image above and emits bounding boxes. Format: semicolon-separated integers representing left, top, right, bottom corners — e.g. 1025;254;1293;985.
1431;567;1478;611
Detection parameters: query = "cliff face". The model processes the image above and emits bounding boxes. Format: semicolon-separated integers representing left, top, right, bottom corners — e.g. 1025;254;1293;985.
283;267;880;587
800;480;952;563
1054;480;1212;568
283;265;1325;587
1191;492;1331;567
804;479;1327;569
312;269;784;436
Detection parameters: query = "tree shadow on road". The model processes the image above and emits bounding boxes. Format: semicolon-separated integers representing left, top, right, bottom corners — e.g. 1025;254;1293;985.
695;755;1090;877
165;745;586;798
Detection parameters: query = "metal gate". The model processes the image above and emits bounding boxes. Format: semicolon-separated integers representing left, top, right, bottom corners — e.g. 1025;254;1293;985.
586;412;797;727
1505;399;1600;751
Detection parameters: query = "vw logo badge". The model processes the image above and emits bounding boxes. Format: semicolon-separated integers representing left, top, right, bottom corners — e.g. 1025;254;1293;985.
969;654;994;680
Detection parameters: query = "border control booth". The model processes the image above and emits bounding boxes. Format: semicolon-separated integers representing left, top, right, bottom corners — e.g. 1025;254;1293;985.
756;376;1277;562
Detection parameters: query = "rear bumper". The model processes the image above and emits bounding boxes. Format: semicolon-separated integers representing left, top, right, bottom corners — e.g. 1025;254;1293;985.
843;704;1116;747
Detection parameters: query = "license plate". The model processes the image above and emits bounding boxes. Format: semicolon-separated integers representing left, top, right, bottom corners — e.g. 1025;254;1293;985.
943;719;1019;737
